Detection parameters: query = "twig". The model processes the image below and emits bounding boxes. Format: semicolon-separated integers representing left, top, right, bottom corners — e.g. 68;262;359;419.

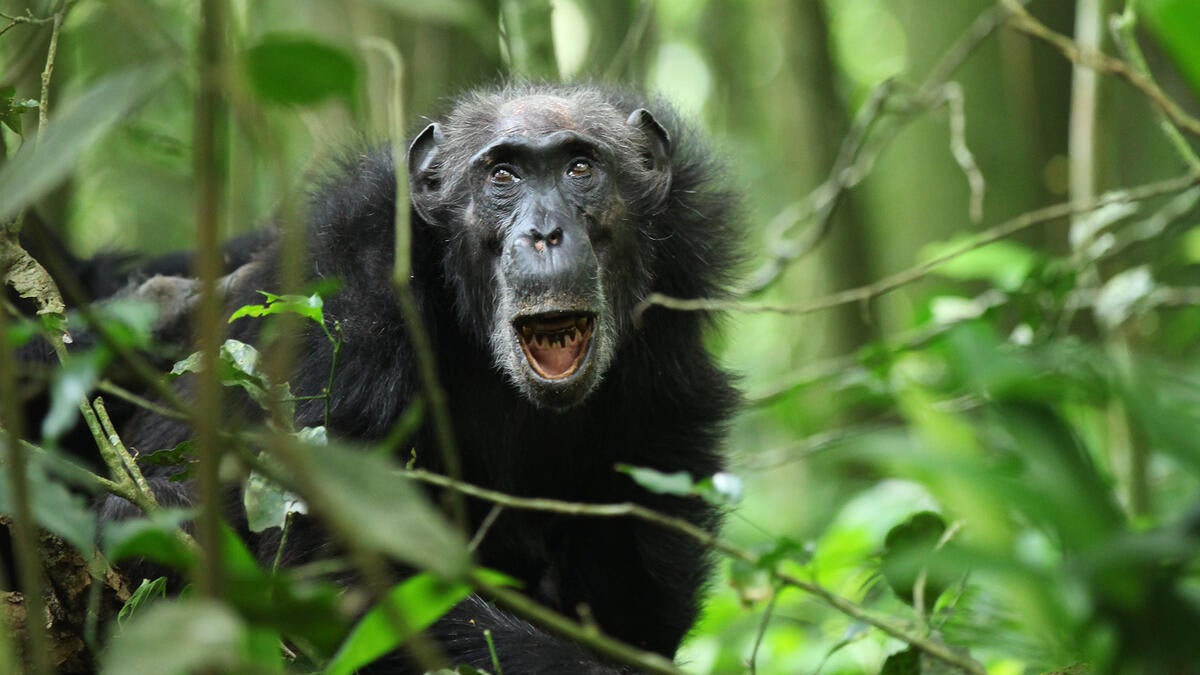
91;397;156;499
362;35;467;531
0;9;54;38
746;80;895;293
747;1;1017;293
468;504;504;553
935;82;985;224
193;0;226;600
1002;0;1200;138
36;8;64;137
97;379;187;422
1109;3;1200;168
637;170;1200;320
746;586;780;674
477;579;685;675
0;322;52;675
79;399;158;514
405;469;985;674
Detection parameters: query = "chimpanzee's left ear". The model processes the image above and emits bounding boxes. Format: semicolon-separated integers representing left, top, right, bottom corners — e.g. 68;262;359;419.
408;122;444;222
626;108;673;208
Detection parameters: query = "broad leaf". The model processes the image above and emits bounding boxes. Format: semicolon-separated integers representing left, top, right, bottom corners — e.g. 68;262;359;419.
325;573;471;675
244;35;358;107
101;598;246;675
295;439;470;578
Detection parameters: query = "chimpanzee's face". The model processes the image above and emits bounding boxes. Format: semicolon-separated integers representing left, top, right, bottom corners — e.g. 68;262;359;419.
409;94;672;410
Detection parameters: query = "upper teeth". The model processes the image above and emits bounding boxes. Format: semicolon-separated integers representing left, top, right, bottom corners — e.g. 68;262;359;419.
520;317;591;348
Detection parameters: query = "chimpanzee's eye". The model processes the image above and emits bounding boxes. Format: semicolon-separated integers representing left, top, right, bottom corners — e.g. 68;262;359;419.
490;166;520;184
567;159;592;179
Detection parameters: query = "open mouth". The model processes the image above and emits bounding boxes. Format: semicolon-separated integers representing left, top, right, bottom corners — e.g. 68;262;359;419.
515;313;595;380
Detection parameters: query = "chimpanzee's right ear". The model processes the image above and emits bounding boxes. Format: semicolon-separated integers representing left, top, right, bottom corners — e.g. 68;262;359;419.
408;123;444;222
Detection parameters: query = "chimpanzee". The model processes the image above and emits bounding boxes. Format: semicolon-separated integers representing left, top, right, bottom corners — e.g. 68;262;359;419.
100;83;742;673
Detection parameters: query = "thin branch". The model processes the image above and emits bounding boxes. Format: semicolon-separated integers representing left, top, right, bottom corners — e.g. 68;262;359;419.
193;0;226;600
1002;0;1200;138
746;586;781;674
361;35;467;531
1109;4;1200;168
477;578;684;675
36;8;64;137
0;9;54;38
405;469;985;674
0;340;52;675
935;81;986;224
747;1;1018;293
96;379;187;422
92;397;155;499
637;170;1200;320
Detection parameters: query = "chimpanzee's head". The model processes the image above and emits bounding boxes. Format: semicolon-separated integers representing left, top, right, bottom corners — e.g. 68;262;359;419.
408;86;674;411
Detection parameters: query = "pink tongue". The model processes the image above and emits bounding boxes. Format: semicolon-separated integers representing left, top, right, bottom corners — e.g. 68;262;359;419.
529;343;580;377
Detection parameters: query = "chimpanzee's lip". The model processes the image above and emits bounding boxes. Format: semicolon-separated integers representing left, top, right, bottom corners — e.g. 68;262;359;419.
513;312;596;380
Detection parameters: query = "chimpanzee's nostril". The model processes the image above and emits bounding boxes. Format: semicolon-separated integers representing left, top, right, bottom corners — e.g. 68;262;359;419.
547;228;563;247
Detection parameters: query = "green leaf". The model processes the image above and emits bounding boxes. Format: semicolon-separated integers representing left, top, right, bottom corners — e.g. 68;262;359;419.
216;525;346;656
117;577;168;625
294;438;470;578
0;459;96;556
102;509;197;570
93;299;160;350
139;441;196;482
695;471;744;505
0;64;173;222
170;340;289;413
42;349;106;442
101;598;247;675
881;511;948;609
1142;0;1200;97
229;291;325;327
1;84;22;134
243;35;358;107
617;464;696;497
244;470;307;533
922;238;1038;292
325;573;472;675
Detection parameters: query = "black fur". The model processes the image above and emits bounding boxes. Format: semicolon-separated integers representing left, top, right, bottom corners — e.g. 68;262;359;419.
104;83;741;673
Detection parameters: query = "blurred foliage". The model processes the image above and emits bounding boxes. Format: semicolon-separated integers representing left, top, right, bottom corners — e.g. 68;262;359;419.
4;0;1200;674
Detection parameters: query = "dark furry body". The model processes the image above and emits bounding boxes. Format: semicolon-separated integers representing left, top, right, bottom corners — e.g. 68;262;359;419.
102;84;741;673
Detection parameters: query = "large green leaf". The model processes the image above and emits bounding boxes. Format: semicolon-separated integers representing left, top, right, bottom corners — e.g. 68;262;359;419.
0;65;172;222
243;35;358;107
100;598;247;675
0;457;95;556
324;573;471;675
294;439;471;579
1142;0;1200;97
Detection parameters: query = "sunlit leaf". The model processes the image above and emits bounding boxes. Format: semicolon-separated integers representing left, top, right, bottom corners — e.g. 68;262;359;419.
229;290;325;327
1142;0;1200;96
325;573;472;675
923;238;1039;293
617;464;696;497
117;577;168;625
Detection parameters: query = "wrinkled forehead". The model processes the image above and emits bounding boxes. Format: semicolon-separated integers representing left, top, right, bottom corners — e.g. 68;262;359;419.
492;94;616;136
